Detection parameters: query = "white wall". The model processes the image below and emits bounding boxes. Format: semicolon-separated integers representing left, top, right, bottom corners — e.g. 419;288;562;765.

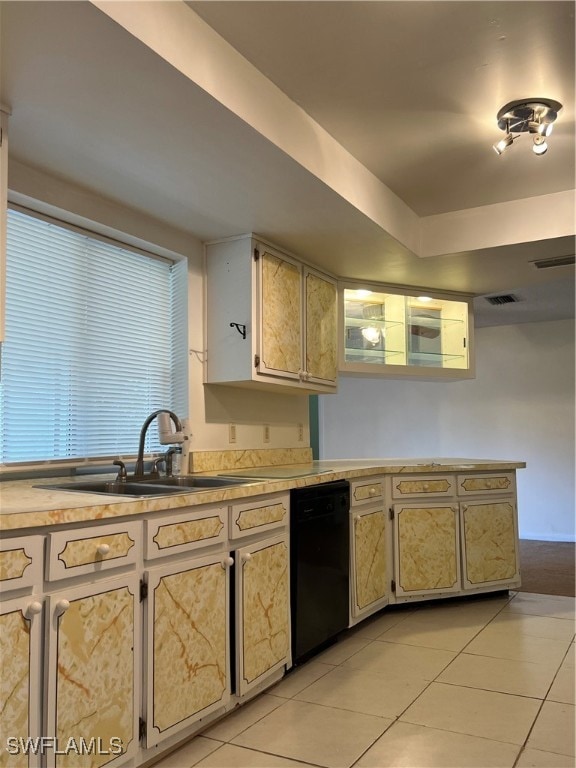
319;319;575;542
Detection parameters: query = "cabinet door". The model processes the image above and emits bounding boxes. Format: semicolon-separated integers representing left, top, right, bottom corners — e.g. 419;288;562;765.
236;535;290;697
393;503;461;597
305;269;337;385
258;249;302;380
0;595;42;768
45;576;139;768
461;500;520;590
144;553;231;747
351;507;388;619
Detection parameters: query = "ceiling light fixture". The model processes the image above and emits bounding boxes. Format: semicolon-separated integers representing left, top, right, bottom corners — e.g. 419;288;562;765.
492;98;562;156
493;132;518;155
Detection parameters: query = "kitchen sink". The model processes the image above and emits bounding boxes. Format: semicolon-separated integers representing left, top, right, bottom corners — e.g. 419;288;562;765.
36;475;253;497
36;481;183;497
139;476;253;488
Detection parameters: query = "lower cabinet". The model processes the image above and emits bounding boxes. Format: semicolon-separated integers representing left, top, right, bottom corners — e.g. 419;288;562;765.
144;553;231;748
350;507;388;619
393;502;461;598
460;499;520;589
392;496;520;600
44;575;140;768
0;594;43;768
235;534;290;697
142;496;291;747
0;536;44;768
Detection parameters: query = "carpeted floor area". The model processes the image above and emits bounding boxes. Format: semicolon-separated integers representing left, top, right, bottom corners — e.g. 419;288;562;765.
518;539;575;597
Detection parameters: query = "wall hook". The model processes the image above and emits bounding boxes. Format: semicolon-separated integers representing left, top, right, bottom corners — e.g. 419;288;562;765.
230;322;247;339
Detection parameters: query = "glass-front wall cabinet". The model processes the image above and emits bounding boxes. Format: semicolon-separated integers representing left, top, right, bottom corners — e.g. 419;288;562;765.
340;285;474;379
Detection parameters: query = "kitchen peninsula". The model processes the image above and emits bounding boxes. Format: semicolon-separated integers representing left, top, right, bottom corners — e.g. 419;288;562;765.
0;457;524;768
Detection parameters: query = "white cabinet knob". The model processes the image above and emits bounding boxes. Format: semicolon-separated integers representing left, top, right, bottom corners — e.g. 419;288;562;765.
369;487;377;496
25;601;43;618
55;599;70;616
222;556;234;568
423;483;430;491
96;544;110;556
242;552;252;563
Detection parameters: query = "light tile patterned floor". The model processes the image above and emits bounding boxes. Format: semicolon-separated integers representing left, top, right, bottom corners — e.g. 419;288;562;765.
153;592;575;768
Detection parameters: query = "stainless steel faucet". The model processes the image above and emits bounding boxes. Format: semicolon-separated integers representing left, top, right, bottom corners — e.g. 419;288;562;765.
133;409;183;480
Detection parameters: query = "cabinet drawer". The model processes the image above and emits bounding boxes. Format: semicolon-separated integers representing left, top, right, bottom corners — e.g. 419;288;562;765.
457;472;516;496
145;505;227;560
0;535;44;592
46;521;140;581
230;493;289;539
391;474;455;499
351;477;384;506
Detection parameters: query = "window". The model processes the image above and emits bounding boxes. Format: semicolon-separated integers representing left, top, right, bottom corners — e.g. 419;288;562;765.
1;208;188;464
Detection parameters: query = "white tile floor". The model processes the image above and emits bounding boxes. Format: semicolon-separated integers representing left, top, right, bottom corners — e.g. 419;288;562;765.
153;592;575;768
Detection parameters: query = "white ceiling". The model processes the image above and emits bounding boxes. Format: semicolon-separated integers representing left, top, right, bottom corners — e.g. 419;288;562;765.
1;1;574;327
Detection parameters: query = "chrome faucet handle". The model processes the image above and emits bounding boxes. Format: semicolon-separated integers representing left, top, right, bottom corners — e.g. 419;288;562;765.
152;456;166;476
113;459;128;483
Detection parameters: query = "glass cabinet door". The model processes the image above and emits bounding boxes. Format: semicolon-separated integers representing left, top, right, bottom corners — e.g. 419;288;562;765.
341;286;472;377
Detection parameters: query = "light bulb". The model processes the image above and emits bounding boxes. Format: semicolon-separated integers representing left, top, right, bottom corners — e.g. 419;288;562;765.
417;296;433;303
361;326;381;345
533;136;548;155
355;290;372;298
493;134;514;155
530;120;554;137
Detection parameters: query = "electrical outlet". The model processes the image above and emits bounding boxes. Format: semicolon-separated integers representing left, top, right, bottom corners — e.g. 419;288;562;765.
229;424;237;443
263;424;270;443
298;423;304;442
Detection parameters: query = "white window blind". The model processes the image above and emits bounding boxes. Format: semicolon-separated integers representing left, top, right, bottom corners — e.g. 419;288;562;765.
1;208;187;464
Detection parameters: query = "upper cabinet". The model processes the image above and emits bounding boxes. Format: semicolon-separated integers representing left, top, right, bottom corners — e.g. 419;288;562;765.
340;283;475;380
205;235;338;394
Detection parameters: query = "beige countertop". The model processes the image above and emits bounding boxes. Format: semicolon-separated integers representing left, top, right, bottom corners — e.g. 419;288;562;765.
0;458;525;531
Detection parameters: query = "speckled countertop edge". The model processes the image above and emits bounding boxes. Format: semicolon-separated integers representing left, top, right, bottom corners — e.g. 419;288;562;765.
0;458;526;531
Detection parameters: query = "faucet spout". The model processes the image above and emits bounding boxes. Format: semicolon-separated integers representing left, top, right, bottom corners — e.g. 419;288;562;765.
133;409;183;480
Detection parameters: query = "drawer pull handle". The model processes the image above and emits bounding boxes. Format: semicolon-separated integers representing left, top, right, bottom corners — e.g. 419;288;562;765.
25;601;43;618
242;552;252;563
222;556;234;568
96;544;111;556
369;487;377;496
55;599;70;616
423;483;430;490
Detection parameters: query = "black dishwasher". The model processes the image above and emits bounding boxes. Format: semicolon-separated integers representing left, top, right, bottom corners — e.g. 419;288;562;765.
290;480;350;664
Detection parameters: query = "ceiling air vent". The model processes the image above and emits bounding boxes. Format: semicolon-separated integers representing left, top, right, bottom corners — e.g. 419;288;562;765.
485;294;519;306
532;255;575;270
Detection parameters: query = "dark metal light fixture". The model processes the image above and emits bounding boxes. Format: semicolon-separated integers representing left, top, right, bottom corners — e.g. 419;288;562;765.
493;98;562;155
